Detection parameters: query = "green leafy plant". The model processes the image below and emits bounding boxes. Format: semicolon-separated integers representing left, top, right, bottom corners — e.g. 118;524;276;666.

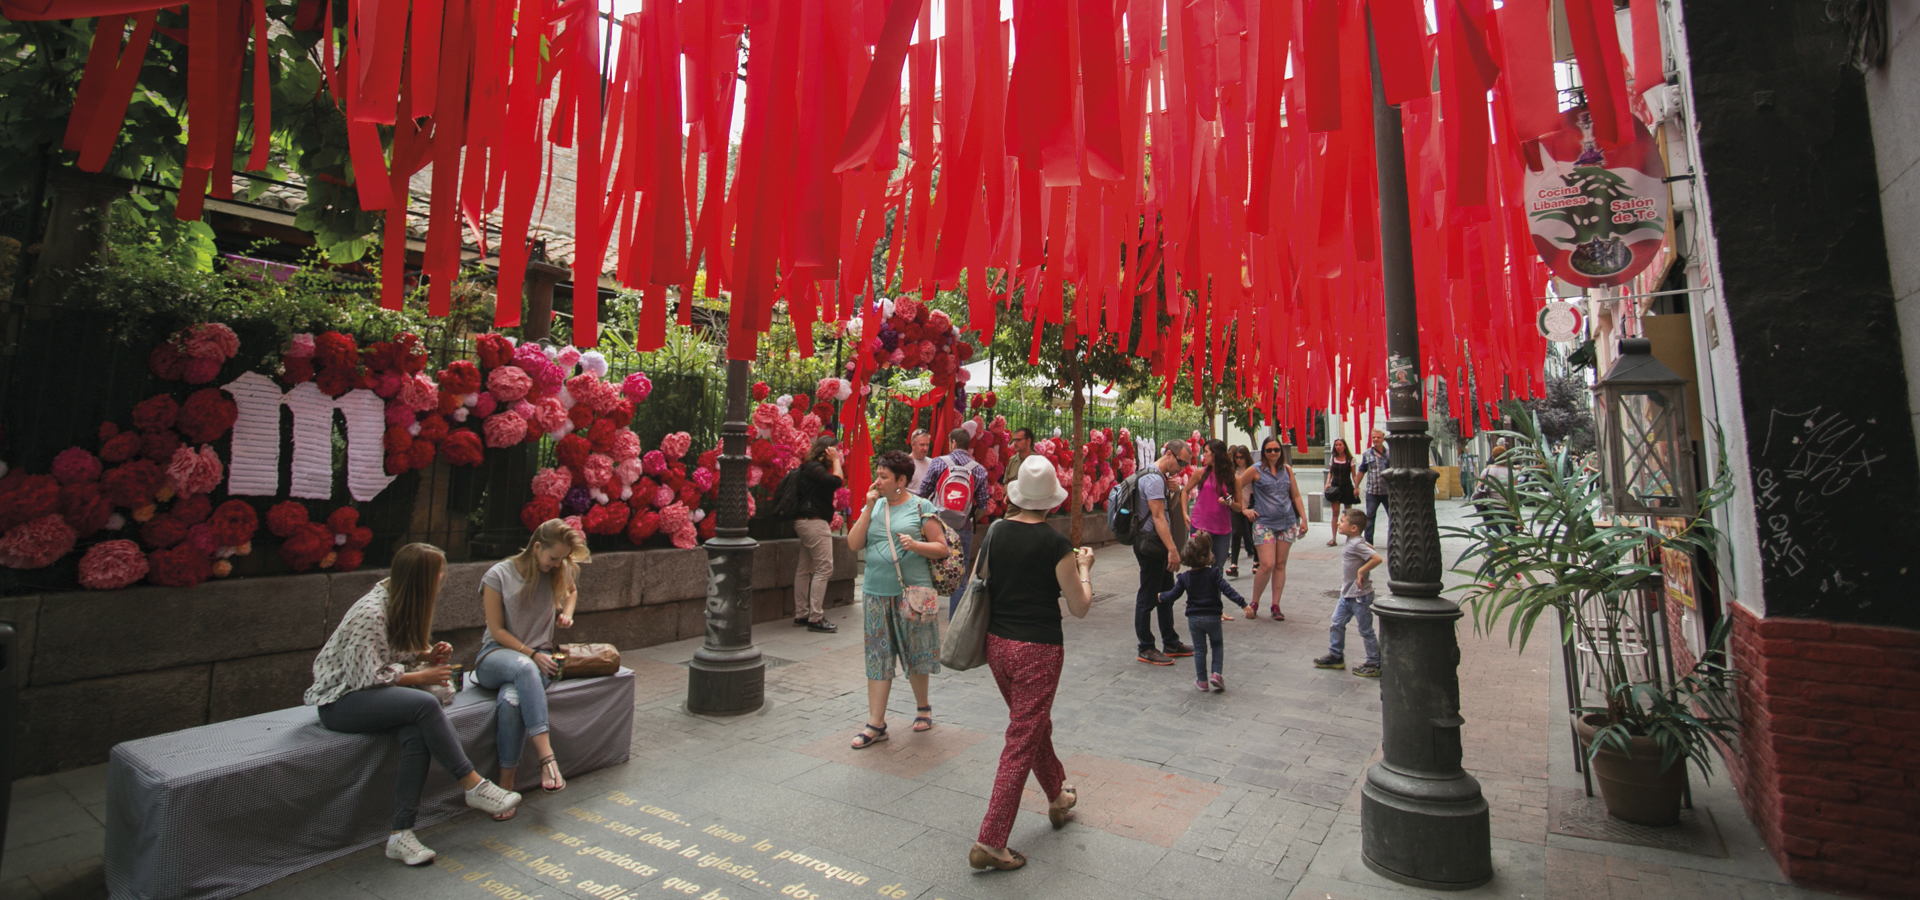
1446;402;1739;782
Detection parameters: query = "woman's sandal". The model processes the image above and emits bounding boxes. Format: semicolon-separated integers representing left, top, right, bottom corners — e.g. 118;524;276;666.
1271;606;1286;621
1048;786;1078;829
1325;538;1338;546
968;843;1027;870
912;706;934;732
851;723;889;749
539;755;566;794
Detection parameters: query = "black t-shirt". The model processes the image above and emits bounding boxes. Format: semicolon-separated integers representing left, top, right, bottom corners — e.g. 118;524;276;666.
795;461;844;520
984;520;1076;645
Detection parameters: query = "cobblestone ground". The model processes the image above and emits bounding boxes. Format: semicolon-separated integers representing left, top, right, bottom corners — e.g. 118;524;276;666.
3;502;1848;900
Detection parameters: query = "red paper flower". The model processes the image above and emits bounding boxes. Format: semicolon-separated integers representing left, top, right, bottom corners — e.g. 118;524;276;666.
267;501;310;538
697;515;717;541
556;434;592;469
626;509;661;543
181;323;240;361
416;416;450;443
210;500;259;546
171;493;212;525
327;507;360;534
568;404;595;430
315;367;358;398
0;514;76;569
280;522;335;572
521;496;562;532
584;501;631;535
384;452;410;475
439;359;482;395
443;430;484;466
384;425;413;455
52;447;101;485
604;400;634;428
343;525;374;551
132;395;180;433
149;342;189;381
142;515;190;549
316;331;359;371
78;540;148;589
100;461;164;508
59;483;113;537
752;381;771;400
178;388;238;444
281;356;315;385
140;430;182;464
477;333;516;370
334;548;365;572
406;439;435;470
147;544;212;587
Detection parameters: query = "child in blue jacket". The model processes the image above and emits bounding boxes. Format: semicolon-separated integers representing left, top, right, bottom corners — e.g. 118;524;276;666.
1159;533;1248;692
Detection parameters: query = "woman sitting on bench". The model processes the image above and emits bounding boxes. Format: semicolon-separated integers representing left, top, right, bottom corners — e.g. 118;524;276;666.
306;542;521;866
474;517;587;817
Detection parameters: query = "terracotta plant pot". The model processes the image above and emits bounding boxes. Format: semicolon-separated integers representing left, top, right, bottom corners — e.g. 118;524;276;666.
1573;713;1687;826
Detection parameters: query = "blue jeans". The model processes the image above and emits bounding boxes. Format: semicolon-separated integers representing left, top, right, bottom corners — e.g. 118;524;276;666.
1363;493;1389;545
1134;547;1181;653
1187;616;1223;678
1330;593;1379;665
474;648;552;768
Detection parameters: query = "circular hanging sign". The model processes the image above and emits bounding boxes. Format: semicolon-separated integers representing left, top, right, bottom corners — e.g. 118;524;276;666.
1523;107;1669;288
1537;301;1584;342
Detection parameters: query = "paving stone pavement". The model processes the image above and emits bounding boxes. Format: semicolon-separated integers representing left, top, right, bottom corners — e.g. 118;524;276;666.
1;502;1852;900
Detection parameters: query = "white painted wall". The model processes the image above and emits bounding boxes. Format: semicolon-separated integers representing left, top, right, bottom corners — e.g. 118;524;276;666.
1864;0;1920;487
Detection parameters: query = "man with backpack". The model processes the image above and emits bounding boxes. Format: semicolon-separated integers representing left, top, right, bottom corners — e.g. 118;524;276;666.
915;426;990;617
1111;439;1195;666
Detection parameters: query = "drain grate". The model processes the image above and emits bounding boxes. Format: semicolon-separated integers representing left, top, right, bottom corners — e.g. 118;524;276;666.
1548;786;1727;858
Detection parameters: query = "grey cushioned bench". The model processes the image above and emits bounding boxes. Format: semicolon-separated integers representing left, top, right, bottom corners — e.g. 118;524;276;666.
103;669;636;900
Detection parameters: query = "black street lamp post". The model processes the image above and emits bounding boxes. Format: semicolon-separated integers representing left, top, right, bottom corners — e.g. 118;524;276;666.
687;358;766;714
1358;18;1494;890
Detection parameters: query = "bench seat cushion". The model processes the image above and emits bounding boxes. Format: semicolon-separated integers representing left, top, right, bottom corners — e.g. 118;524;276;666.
104;668;635;900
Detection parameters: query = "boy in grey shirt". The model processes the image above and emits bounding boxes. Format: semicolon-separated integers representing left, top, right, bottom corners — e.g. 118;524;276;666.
1314;509;1383;677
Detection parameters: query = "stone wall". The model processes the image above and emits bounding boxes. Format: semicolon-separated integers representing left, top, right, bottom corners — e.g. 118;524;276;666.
1722;604;1920;899
0;537;855;777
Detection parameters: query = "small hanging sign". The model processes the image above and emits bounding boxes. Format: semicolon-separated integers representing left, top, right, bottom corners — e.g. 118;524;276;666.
1524;106;1670;288
1537;301;1585;342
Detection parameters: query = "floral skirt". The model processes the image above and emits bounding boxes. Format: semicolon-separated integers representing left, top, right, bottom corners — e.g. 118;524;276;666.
863;593;942;681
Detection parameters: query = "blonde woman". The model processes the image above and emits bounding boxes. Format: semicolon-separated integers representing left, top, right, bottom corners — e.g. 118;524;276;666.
474;518;588;815
307;543;521;866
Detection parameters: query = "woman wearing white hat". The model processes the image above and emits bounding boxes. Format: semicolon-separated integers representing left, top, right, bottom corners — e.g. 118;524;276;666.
969;455;1096;871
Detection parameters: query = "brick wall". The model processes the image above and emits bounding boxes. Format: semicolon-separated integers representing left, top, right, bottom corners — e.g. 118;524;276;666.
1722;603;1920;898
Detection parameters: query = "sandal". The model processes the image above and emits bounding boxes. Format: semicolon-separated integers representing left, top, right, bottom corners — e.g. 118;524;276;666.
851;723;889;749
968;843;1027;870
1325;538;1337;546
1048;786;1078;829
912;706;934;732
539;755;566;794
1271;607;1286;621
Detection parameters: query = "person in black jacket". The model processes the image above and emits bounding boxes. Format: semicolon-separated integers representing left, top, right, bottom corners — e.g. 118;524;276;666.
792;435;845;633
1159;533;1248;692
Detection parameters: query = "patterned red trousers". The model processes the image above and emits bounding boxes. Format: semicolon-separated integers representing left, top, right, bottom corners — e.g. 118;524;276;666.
977;634;1067;847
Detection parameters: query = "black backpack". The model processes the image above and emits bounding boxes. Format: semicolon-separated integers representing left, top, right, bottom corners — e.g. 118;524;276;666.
767;468;803;520
1107;471;1147;542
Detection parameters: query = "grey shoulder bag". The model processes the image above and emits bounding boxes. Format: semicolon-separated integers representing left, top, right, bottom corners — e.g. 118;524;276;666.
938;520;996;670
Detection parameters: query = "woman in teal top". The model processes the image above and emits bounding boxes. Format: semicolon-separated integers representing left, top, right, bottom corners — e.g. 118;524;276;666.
845;449;951;749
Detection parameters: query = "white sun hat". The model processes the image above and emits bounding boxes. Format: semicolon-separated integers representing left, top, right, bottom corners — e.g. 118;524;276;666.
1005;454;1070;511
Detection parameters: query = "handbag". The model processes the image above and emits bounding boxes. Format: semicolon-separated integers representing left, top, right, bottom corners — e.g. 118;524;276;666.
938;521;996;671
884;500;941;623
557;642;621;679
927;514;966;595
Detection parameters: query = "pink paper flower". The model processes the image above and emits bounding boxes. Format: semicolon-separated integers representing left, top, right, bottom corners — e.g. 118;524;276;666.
555;346;582;371
487;366;533;403
52;447;102;485
0;515;77;569
832;487;851;511
384;404;416;429
531;467;572;500
78;539;149;589
692;466;717;493
652;485;676;509
475;392;499;419
614;458;644;487
182;323;240;361
583;454;615;489
484;412;529;448
642;450;669;478
287;333;317;358
166;445;224;497
529;397;570;435
621;372;653;403
661;431;692;461
397;373;438;411
609;430;641;462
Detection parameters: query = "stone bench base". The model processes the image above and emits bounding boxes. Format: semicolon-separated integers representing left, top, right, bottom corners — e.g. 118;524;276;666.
104;669;637;900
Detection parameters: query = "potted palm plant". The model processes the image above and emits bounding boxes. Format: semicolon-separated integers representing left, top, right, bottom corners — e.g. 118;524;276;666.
1446;406;1739;826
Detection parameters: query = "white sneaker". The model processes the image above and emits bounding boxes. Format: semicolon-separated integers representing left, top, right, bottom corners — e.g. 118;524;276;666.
387;830;436;866
465;779;522;816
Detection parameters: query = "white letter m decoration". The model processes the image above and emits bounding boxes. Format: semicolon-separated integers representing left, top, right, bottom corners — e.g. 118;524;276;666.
224;371;399;502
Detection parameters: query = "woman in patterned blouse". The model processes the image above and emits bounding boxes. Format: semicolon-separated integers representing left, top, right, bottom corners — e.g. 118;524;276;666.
305;542;522;866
